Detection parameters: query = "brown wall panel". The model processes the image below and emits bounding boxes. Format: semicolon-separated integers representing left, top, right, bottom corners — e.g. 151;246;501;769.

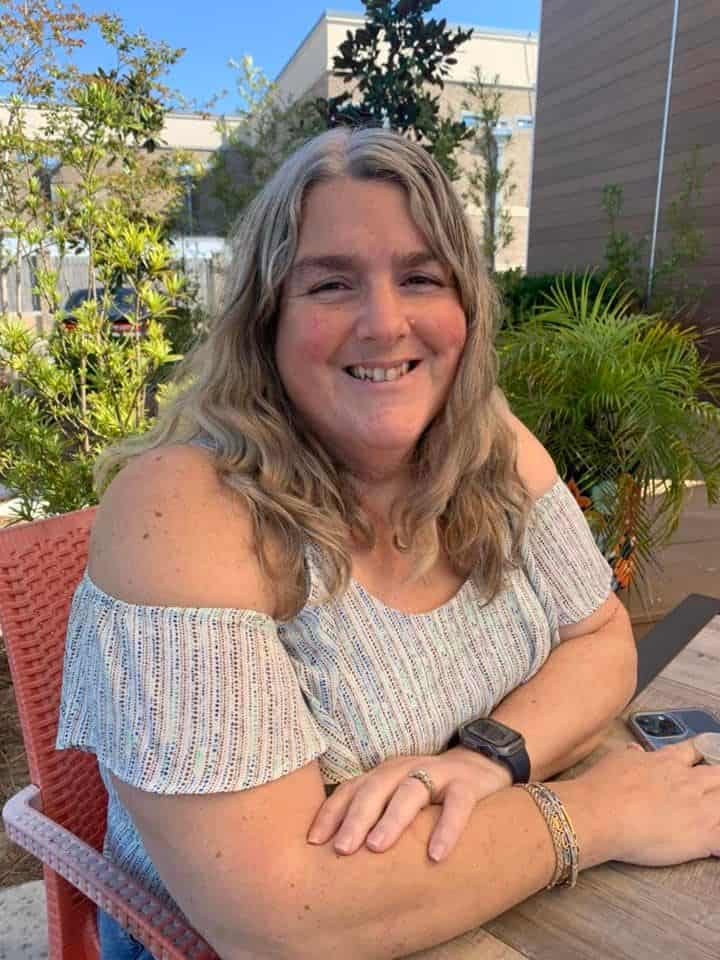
529;0;719;358
529;0;670;284
541;0;663;57
539;14;671;96
536;63;668;142
539;35;672;114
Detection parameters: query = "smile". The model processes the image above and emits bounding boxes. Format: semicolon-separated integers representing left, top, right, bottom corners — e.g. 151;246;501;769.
345;361;420;382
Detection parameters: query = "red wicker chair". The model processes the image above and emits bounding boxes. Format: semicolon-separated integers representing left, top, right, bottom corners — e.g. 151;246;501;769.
0;509;218;960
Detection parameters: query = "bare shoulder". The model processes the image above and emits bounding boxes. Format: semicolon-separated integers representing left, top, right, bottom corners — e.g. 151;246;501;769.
88;443;277;616
505;411;558;500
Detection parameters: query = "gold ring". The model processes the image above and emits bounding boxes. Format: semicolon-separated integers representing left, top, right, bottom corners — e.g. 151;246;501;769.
407;768;435;802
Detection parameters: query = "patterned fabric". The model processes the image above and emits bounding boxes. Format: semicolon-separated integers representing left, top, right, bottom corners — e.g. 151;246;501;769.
56;475;612;910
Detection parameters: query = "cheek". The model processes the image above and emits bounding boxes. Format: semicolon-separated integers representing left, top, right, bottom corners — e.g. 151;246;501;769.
278;309;340;365
433;308;468;357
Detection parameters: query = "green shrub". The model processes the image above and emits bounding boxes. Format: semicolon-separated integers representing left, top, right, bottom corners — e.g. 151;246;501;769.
498;272;720;582
495;269;609;328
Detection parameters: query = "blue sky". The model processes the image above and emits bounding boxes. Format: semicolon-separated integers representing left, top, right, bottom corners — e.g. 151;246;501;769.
68;1;540;114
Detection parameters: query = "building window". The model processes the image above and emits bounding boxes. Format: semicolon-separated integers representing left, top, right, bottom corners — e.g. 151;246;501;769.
461;112;513;138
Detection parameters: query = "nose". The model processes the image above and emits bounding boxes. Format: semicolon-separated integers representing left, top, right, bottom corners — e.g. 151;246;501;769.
355;279;410;343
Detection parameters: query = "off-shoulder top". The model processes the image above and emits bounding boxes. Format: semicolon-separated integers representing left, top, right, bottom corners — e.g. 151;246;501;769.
56;476;612;910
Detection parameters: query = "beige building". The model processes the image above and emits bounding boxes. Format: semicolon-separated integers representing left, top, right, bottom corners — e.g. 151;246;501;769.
276;11;538;271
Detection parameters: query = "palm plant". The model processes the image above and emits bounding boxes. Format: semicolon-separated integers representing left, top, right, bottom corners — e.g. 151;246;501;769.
498;272;720;588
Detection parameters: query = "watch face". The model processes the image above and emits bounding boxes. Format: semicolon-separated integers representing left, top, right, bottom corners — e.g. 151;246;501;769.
465;718;521;751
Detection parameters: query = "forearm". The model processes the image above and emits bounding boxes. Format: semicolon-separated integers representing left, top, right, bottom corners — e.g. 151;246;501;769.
491;602;637;782
275;779;603;960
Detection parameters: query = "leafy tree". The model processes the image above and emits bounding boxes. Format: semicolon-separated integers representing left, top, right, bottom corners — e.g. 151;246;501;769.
329;0;473;179
462;69;517;272
208;56;327;232
0;1;195;520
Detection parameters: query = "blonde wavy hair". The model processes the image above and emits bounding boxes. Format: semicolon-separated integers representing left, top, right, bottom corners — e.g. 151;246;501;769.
96;127;532;618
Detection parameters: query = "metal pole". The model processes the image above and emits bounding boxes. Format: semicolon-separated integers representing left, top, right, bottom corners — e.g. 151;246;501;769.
647;0;680;305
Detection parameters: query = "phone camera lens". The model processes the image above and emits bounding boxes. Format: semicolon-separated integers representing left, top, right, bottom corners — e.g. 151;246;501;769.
637;714;684;737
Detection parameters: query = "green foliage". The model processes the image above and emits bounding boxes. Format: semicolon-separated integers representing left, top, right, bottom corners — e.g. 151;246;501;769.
0;218;185;519
601;185;646;300
653;147;709;317
498;273;720;575
328;0;472;180
0;0;193;520
602;148;711;317
495;269;609;328
462;69;516;271
208;56;327;231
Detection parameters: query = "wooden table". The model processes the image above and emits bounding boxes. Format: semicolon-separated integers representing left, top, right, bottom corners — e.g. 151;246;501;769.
413;600;720;960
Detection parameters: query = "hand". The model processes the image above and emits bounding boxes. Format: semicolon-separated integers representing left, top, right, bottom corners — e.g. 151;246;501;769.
577;738;720;867
307;747;512;862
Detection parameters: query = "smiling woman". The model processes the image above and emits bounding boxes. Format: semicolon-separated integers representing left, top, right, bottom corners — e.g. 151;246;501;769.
53;128;720;960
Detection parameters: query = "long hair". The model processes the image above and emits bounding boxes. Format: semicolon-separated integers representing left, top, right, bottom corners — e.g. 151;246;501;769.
96;127;532;618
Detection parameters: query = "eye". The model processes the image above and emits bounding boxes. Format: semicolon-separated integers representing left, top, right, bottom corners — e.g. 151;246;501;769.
308;279;350;295
403;274;442;287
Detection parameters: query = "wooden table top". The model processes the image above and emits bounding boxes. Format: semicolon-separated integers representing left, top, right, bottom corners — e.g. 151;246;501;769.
412;608;720;960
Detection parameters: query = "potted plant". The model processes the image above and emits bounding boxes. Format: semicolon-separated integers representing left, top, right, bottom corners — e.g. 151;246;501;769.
498;272;720;590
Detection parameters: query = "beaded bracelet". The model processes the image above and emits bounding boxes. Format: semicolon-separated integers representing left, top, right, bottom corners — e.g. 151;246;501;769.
517;782;580;889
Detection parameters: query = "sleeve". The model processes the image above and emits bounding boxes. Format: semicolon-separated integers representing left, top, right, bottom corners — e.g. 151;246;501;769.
522;477;614;628
56;574;328;794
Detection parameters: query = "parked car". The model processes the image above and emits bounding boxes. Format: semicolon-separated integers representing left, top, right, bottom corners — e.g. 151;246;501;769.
61;287;145;337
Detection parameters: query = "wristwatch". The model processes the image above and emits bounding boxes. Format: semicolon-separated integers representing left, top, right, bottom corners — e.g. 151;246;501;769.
450;717;530;784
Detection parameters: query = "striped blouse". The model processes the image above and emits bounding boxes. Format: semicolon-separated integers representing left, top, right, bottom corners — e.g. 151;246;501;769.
56;476;612;909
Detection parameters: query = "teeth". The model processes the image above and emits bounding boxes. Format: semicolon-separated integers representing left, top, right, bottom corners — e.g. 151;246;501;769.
348;362;411;382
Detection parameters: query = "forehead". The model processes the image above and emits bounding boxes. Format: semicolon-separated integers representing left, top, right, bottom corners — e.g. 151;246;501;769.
296;176;430;253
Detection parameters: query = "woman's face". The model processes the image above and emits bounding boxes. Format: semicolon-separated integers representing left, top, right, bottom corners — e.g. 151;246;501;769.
276;176;467;479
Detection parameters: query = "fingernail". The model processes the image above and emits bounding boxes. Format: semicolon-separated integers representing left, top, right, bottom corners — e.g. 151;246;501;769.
429;843;446;862
367;828;386;849
334;837;354;854
307;830;323;844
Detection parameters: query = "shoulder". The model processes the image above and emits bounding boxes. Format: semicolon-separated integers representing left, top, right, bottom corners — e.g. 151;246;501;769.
88;443;278;617
504;411;558;501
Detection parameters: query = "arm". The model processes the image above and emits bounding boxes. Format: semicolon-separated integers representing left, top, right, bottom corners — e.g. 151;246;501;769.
489;593;637;781
112;763;596;960
460;413;637;781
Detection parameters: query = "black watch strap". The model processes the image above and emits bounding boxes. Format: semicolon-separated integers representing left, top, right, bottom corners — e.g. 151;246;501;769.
450;722;531;784
497;747;530;784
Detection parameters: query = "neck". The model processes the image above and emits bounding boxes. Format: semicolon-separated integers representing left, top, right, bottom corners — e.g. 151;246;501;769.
350;469;413;533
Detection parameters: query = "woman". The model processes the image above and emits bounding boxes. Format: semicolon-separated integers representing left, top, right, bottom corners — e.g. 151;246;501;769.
57;128;720;960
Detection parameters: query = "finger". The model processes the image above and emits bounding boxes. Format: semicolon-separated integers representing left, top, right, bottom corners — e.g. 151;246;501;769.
364;776;434;853
333;780;402;854
693;765;720;791
660;737;705;766
427;783;476;862
626;742;645;752
307;783;358;844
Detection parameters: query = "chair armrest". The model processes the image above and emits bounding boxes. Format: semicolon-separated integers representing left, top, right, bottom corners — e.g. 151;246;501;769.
2;785;218;960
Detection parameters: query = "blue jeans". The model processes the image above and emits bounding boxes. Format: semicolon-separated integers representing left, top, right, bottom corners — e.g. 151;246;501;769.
97;908;156;960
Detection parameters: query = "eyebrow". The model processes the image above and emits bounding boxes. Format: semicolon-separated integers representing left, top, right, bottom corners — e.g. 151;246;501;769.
290;250;443;278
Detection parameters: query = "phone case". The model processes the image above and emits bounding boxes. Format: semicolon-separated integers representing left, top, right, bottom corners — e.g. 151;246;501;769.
628;708;720;751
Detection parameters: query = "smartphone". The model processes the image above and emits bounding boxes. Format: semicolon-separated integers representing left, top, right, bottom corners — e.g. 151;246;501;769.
628;708;720;751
